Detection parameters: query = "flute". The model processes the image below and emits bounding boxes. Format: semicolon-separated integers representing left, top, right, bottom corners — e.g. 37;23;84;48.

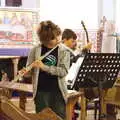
13;44;59;82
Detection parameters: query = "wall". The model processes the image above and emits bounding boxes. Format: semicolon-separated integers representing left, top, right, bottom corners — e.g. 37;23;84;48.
21;0;39;8
98;0;116;22
1;0;116;23
39;0;98;30
103;0;116;21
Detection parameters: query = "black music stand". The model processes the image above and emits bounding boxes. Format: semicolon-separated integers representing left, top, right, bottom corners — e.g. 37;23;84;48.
73;53;120;119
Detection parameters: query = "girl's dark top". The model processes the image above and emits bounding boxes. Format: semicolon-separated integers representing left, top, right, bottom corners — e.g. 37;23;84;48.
37;44;59;92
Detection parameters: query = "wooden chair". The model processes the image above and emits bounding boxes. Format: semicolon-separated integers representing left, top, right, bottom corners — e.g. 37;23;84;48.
99;78;120;120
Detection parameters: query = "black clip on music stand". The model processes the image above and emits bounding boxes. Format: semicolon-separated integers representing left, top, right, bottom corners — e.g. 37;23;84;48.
73;53;120;119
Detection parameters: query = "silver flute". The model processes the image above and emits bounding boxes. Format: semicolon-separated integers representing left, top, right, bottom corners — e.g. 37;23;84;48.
13;44;59;82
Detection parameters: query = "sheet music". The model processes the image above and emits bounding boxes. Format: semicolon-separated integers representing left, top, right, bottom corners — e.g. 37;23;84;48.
65;56;84;88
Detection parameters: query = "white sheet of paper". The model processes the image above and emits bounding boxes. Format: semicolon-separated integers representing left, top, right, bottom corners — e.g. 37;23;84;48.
65;57;84;88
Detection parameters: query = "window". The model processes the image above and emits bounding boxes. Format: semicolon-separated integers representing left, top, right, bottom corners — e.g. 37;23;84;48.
5;0;22;7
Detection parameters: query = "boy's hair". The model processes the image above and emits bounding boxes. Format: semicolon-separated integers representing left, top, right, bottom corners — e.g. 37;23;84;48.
62;29;77;40
37;20;61;44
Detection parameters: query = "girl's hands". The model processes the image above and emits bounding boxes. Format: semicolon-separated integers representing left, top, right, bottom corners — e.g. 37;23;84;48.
31;60;45;70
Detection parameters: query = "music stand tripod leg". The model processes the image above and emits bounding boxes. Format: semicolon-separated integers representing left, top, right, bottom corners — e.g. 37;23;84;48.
98;81;107;120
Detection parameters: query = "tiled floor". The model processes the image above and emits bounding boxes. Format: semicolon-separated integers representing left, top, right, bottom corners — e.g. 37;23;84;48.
11;97;35;113
75;110;94;120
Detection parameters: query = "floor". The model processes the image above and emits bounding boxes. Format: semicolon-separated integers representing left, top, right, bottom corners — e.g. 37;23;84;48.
10;97;101;120
1;97;120;120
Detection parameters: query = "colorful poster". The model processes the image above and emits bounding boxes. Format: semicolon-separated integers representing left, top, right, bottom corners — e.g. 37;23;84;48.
0;8;39;45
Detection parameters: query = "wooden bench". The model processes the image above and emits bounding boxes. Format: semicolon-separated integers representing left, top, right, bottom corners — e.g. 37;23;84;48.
0;81;83;120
